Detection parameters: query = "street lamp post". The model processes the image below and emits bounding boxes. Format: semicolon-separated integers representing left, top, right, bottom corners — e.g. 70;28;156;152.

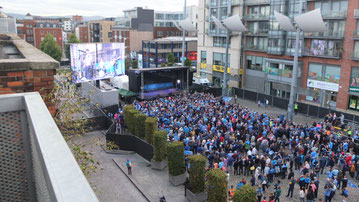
287;0;303;121
182;0;186;68
223;30;230;97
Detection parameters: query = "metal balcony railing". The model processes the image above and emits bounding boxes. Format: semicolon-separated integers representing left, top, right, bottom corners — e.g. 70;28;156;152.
0;93;98;202
246;29;269;35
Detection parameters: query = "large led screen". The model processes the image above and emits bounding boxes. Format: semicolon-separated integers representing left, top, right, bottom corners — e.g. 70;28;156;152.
70;43;125;83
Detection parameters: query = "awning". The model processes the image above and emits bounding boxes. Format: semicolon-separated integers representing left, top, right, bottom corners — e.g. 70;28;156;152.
118;89;137;97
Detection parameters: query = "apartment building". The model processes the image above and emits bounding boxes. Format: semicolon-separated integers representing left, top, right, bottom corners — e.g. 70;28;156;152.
241;0;359;112
87;20;115;43
75;23;89;43
142;37;197;68
197;0;243;88
33;22;63;49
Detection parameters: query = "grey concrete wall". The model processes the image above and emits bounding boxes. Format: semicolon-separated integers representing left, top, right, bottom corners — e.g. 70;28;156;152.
81;82;118;108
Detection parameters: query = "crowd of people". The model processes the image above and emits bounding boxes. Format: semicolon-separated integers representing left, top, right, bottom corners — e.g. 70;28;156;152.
112;92;359;202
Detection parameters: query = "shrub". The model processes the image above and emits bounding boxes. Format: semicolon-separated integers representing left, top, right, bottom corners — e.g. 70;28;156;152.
184;58;192;67
166;53;175;66
135;113;147;138
206;169;227;202
123;105;134;128
161;63;166;67
233;185;257;202
127;109;139;135
167;141;185;176
145;117;157;144
189;155;206;194
153;130;167;161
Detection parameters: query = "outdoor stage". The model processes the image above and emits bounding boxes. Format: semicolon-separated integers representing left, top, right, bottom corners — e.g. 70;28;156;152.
126;66;193;99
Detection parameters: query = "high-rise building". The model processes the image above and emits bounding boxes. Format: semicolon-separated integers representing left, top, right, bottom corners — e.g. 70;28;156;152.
242;0;359;112
197;0;243;88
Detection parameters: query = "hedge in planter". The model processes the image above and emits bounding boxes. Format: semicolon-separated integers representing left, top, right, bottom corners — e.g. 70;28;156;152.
127;109;139;135
167;141;185;176
189;155;206;194
134;113;147;138
206;169;227;202
145;117;157;144
153;130;167;161
123;105;134;128
233;184;256;202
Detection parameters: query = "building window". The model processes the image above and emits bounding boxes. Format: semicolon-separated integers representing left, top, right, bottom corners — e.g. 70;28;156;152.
213;37;231;48
41;37;44;41
41;30;44;35
108;32;112;38
219;7;228;20
308;63;340;83
246;55;264;71
157;31;163;37
26;36;33;41
210;8;218;18
53;30;56;35
213;52;230;67
47;30;50;34
201;51;206;63
26;29;33;35
26;24;33;28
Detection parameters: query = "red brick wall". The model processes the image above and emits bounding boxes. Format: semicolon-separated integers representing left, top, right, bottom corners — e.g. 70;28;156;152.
34;28;63;50
79;26;89;43
0;69;56;114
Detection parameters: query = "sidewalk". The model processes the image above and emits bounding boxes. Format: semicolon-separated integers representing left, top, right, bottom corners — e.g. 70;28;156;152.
233;98;321;124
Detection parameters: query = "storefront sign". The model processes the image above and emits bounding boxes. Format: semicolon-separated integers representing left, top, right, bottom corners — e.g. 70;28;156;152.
200;63;207;69
307;79;339;92
350;86;359;93
213;65;230;73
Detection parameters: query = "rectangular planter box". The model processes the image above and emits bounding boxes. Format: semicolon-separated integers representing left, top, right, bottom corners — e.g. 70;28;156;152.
169;173;186;186
151;159;167;171
186;188;207;202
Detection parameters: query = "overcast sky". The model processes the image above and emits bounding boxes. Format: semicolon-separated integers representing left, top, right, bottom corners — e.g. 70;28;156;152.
2;0;198;17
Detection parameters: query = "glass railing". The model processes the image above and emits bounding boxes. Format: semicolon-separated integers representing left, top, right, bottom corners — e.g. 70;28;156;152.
304;31;345;38
321;10;347;18
245;44;267;51
304;48;341;58
246;29;269;35
246;13;270;20
245;0;270;5
355;10;359;18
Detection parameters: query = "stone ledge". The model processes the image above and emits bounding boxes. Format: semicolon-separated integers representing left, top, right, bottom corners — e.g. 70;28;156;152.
0;34;59;71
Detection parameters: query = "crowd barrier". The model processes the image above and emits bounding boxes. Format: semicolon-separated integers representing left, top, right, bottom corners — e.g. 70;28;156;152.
232;87;359;130
106;133;153;162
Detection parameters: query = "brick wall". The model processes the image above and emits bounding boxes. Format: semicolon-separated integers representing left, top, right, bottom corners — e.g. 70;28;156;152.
0;69;56;114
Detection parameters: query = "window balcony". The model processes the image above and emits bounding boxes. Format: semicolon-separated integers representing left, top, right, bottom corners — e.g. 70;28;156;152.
245;13;270;21
321;10;347;19
303;48;342;59
245;29;269;36
304;32;344;39
353;32;359;39
244;44;267;52
0;93;98;201
355;10;359;19
351;52;359;61
245;0;270;5
267;47;285;55
231;0;241;6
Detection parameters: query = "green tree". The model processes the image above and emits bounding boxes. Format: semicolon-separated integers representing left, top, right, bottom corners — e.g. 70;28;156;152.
65;33;80;59
40;33;62;62
184;58;192;67
166;53;175;66
233;185;257;202
206;169;227;202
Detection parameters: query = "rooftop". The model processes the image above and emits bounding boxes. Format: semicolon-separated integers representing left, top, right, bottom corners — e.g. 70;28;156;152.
0;34;59;71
